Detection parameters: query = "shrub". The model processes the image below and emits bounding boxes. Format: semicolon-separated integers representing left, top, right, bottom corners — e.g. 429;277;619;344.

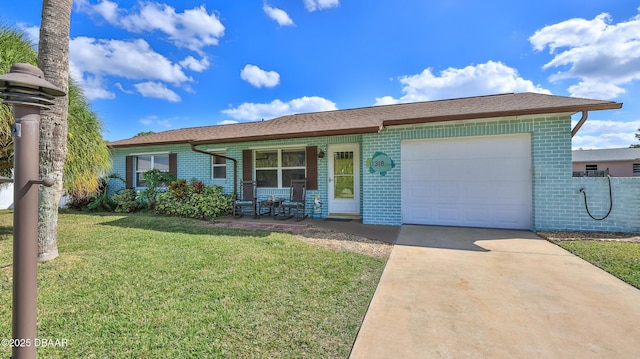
139;169;175;210
156;179;233;220
112;189;140;213
79;174;125;211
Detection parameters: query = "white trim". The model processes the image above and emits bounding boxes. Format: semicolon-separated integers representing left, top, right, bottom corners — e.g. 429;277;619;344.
254;148;307;189
202;147;227;152
210;150;227;180
327;143;360;216
386;113;575;130
127;151;170;156
248;143;307;150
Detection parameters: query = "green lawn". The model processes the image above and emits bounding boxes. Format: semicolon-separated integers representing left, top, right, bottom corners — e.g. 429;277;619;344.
0;211;386;358
555;240;640;289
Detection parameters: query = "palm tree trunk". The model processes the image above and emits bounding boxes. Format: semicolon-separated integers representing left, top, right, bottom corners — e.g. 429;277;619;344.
37;0;72;262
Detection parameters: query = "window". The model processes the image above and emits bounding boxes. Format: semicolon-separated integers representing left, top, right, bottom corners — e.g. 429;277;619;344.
255;148;306;188
585;164;598;171
136;154;169;187
634;163;640;176
211;152;227;180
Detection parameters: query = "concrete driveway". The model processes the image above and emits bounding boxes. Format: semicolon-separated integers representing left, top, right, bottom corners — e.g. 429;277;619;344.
350;225;640;359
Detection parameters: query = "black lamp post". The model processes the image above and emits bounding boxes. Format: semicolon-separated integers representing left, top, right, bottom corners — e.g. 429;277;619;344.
0;63;65;359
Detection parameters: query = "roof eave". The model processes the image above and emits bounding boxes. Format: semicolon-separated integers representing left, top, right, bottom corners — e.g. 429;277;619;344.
382;103;623;127
189;126;382;146
108;139;193;149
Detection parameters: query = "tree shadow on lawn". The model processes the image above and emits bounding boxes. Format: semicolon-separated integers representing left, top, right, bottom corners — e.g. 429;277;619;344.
96;213;273;238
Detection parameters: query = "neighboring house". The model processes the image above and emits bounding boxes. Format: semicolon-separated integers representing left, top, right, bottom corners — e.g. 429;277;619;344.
572;147;640;177
109;92;640;232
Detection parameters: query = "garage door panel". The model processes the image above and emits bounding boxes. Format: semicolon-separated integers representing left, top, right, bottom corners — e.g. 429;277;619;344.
401;134;532;229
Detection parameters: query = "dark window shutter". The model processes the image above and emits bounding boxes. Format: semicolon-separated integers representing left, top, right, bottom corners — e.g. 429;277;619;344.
306;146;318;190
242;149;252;181
169;153;177;179
125;156;133;189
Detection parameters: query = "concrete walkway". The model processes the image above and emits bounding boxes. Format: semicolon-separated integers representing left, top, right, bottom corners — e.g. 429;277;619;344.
350;225;640;359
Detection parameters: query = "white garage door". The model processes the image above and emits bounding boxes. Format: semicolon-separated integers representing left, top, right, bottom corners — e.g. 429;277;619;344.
401;134;532;229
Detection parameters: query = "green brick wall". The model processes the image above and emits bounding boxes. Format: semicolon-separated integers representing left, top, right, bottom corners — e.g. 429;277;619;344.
110;115;640;232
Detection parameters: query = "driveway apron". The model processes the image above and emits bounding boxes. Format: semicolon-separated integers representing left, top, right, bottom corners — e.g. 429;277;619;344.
350;225;640;359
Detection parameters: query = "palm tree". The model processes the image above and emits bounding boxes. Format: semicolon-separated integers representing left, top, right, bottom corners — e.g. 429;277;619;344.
65;78;112;200
632;129;640;148
1;23;112;199
36;0;77;262
0;24;38;177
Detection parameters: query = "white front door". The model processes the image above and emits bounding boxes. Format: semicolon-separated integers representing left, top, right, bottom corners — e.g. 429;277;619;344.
328;144;360;217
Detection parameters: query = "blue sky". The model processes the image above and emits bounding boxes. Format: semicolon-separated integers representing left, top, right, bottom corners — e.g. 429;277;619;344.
2;0;640;149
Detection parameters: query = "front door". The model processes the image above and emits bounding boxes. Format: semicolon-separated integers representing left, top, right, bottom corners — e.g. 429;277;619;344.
328;144;360;217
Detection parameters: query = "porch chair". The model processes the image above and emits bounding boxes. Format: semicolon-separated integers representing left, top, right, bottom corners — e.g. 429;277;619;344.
234;180;257;218
279;179;307;221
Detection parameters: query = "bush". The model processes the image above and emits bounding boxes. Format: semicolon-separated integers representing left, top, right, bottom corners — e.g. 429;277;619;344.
72;174;124;211
139;169;175;210
112;189;140;213
156;179;233;220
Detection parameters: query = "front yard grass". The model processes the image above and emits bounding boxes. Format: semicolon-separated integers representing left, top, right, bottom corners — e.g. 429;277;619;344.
554;240;640;289
0;210;386;358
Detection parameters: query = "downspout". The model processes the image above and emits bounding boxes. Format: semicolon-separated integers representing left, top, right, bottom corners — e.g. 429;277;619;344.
190;143;238;198
571;111;588;138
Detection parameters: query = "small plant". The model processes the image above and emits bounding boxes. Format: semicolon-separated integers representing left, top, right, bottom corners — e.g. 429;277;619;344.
139;169;175;210
111;188;139;213
84;174;125;211
169;179;188;199
192;179;204;194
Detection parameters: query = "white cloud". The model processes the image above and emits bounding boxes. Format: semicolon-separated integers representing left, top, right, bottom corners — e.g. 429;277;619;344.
179;56;210;72
571;119;640;149
222;96;337;121
263;4;295;26
77;1;225;54
70;37;190;83
78;0;120;23
114;82;134;94
69;37;192;100
374;61;550;105
16;23;40;46
240;64;280;88
139;115;172;128
530;10;640;100
304;0;339;12
134;81;181;102
80;74;116;100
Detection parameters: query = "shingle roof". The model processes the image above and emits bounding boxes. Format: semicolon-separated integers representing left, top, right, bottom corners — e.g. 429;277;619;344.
109;92;622;148
572;147;640;162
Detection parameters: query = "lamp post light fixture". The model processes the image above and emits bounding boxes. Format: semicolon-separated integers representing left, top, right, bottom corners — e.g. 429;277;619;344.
0;63;65;359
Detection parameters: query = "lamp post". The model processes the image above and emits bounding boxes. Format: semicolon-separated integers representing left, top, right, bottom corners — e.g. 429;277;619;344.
0;63;65;359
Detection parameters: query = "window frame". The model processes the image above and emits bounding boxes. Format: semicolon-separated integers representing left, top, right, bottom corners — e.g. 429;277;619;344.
135;154;170;188
210;151;227;180
633;163;640;176
254;148;306;188
585;164;598;171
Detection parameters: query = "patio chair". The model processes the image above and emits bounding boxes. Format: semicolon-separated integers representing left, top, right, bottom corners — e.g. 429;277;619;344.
279;179;307;221
234;180;257;218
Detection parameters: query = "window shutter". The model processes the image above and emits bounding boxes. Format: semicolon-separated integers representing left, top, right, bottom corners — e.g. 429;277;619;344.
306;146;318;190
169;153;177;179
242;149;252;181
125;156;133;189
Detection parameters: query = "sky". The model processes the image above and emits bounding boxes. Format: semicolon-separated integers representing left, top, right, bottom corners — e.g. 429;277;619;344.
2;0;640;149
